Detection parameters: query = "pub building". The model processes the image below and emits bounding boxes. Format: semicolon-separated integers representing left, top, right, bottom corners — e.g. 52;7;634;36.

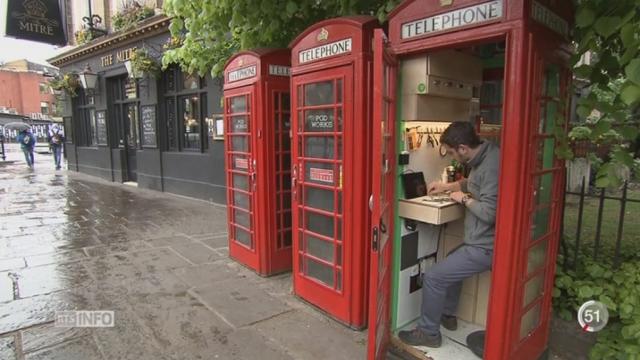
48;17;227;202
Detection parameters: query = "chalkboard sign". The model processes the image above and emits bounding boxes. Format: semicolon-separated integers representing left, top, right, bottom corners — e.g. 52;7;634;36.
96;111;108;145
141;105;157;147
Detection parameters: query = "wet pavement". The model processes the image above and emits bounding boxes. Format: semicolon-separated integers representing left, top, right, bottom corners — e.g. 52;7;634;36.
1;144;366;359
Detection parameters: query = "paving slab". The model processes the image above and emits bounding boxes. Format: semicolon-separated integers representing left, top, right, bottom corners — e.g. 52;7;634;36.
169;243;225;264
83;240;152;257
253;309;367;360
195;234;229;249
0;291;81;334
0;335;17;360
0;258;26;272
144;234;194;248
190;278;291;328
128;247;193;273
21;322;92;353
25;249;88;267
12;262;94;298
222;327;296;360
128;292;236;359
91;311;172;360
0;273;14;303
24;335;104;360
172;262;246;288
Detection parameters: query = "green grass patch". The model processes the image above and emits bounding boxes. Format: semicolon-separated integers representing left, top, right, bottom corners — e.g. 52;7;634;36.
562;188;640;256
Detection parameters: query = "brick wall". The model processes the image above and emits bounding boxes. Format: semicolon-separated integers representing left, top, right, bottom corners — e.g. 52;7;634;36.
0;70;57;118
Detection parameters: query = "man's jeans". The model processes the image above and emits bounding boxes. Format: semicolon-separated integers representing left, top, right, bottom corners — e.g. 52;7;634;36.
418;245;493;335
22;148;34;167
52;145;62;168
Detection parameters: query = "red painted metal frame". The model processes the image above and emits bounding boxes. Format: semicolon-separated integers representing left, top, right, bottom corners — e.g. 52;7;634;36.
223;49;292;276
383;1;573;359
367;28;397;360
289;16;378;328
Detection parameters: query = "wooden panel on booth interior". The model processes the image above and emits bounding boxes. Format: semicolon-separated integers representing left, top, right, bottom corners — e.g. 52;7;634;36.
456;292;476;323
462;274;479;297
401;94;472;121
445;218;465;237
474;271;492;326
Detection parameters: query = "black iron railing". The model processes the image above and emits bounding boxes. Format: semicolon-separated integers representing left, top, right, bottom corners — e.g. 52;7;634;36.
0;134;5;160
561;178;640;270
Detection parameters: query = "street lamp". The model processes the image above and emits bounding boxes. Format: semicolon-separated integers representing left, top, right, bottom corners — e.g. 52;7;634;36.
124;60;143;79
78;64;98;91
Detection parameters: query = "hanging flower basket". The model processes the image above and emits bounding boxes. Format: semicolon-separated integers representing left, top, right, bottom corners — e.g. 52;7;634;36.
129;48;161;79
50;73;80;98
112;1;156;32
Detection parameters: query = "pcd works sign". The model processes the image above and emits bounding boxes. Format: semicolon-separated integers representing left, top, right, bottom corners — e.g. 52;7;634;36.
5;0;67;46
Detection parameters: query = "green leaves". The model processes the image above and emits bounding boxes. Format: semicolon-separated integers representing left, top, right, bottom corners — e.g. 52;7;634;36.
579;285;594;298
626;59;640;86
162;0;391;76
571;1;640;191
576;8;596;28
574;64;593;79
620;23;636;48
554;245;640;360
569;126;592;140
286;2;298;16
621;82;640;106
594;16;622;38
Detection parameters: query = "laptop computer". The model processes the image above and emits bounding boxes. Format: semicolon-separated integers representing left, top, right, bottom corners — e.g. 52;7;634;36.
401;172;427;199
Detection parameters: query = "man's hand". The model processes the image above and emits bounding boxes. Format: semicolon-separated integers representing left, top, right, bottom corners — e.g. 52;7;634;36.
450;191;465;203
427;181;448;195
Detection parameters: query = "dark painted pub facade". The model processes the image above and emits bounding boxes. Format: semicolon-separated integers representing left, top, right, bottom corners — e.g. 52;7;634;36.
49;17;226;203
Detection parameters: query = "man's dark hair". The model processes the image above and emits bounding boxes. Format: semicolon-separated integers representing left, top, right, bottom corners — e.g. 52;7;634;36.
440;121;482;148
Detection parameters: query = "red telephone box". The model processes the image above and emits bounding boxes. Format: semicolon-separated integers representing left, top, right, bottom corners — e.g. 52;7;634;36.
289;16;379;328
367;1;573;359
223;49;292;276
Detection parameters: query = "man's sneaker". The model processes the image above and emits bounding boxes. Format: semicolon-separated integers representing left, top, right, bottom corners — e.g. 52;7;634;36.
398;328;442;348
441;314;458;331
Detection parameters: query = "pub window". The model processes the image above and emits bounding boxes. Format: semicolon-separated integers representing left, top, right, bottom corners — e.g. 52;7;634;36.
40;101;49;115
75;90;97;146
163;67;208;151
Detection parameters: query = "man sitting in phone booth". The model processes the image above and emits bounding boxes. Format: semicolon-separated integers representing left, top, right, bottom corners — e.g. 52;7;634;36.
399;121;500;348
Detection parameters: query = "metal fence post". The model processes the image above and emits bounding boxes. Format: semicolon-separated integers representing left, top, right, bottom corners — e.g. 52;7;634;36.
593;187;606;261
573;177;586;269
613;181;628;268
560;183;569;271
1;135;5;161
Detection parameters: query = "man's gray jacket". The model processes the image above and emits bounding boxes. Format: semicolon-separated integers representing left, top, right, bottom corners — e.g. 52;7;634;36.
459;141;500;250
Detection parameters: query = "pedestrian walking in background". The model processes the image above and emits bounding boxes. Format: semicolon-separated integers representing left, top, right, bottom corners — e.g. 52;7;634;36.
48;124;65;170
17;129;36;168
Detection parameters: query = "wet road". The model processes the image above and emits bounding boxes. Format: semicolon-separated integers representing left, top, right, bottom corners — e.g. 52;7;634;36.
0;144;365;359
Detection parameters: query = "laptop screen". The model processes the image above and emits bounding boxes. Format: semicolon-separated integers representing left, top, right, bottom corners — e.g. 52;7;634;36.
401;172;427;199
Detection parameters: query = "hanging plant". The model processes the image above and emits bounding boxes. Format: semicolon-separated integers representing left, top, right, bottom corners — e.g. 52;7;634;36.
130;48;161;78
163;36;183;51
112;1;156;32
74;29;93;45
50;74;80;98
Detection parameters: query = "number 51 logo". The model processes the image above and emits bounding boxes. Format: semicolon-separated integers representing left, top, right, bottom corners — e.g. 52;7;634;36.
577;300;609;332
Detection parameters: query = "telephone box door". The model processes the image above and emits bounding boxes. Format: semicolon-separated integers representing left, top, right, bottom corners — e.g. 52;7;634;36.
499;42;570;359
292;66;353;320
266;83;293;271
367;29;397;360
225;88;258;269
